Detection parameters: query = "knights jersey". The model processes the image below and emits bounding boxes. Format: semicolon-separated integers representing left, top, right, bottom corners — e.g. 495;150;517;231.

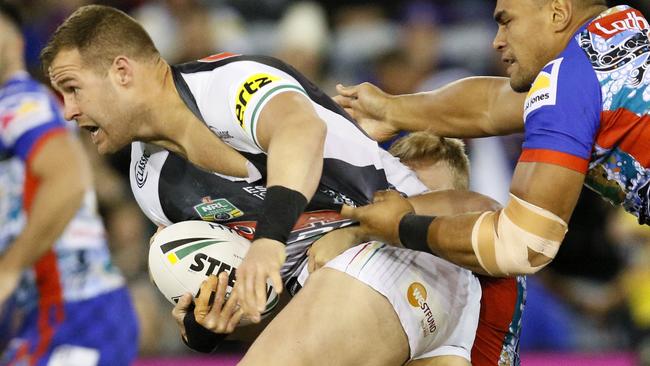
130;54;428;293
519;6;650;224
0;73;124;311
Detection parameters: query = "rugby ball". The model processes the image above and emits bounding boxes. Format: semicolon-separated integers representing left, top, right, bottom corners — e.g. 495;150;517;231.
148;220;279;324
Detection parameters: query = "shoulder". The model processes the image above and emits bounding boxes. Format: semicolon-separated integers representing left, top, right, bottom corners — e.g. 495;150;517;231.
523;40;600;122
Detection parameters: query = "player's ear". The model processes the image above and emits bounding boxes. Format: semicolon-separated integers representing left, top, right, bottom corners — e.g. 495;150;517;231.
111;55;134;87
549;0;573;32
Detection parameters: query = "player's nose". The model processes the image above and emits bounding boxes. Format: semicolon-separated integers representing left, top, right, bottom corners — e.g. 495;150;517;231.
62;97;81;121
492;28;506;51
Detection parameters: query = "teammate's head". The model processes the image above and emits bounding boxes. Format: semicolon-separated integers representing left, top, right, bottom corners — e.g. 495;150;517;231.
389;132;469;191
493;0;607;92
40;5;162;154
0;1;24;83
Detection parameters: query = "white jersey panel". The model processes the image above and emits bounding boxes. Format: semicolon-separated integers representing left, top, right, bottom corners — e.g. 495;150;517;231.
130;142;173;227
178;59;428;197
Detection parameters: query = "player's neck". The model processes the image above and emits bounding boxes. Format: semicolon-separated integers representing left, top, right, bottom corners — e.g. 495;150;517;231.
551;5;608;60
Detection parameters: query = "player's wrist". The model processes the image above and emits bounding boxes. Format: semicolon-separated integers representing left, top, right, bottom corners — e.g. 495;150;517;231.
384;94;404;133
254;186;308;244
398;214;435;254
182;305;228;353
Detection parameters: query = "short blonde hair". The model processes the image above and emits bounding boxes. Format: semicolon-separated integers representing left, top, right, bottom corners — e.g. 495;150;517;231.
40;5;159;76
389;132;470;190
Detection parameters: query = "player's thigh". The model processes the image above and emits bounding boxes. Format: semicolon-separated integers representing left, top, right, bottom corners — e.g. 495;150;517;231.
406;356;471;366
239;268;410;366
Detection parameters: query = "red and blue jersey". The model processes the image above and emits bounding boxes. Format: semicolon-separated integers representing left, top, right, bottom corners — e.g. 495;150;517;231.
0;72;125;311
519;6;650;224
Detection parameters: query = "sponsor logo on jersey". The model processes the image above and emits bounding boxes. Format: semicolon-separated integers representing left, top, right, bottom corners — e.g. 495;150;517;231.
589;8;649;39
243;185;266;200
524;58;562;121
407;282;438;335
226;221;256;240
234;73;279;126
135;150;151;188
193;196;244;221
209;127;234;141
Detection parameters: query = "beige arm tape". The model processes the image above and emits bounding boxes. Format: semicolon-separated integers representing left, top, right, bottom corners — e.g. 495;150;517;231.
470;193;568;276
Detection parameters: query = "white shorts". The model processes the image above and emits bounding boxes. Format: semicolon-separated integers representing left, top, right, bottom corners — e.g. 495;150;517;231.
324;242;481;361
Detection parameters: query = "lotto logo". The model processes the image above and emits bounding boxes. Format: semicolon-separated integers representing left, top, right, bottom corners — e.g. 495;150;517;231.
590;9;649;38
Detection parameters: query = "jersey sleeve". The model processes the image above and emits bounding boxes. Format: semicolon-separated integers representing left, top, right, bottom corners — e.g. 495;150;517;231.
230;72;308;149
0;92;67;163
519;40;602;173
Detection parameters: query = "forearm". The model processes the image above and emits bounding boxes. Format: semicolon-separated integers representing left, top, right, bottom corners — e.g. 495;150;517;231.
265;117;325;200
422;213;487;274
407;190;501;216
386;77;525;137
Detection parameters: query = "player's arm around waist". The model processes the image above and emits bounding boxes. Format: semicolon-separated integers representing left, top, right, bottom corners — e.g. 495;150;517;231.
420;161;583;276
388;77;526;137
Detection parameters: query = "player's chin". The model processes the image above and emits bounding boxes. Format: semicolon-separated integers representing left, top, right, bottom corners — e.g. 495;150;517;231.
96;139;127;155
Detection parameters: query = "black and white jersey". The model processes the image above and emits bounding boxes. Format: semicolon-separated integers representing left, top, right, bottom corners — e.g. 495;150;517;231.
130;53;428;294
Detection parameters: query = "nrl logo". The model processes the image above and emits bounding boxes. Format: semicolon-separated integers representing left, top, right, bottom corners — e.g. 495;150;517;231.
193;197;244;222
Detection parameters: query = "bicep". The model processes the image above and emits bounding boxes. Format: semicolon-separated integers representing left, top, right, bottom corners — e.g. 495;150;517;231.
255;91;325;151
510;161;585;222
486;78;526;135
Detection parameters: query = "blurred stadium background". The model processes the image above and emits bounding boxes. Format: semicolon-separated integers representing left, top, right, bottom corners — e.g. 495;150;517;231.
7;0;650;364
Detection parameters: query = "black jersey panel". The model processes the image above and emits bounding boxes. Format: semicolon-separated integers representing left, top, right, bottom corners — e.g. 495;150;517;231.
158;152;265;224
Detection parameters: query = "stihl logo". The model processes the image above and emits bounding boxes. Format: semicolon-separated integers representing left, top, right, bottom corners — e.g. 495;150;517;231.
592;11;649;37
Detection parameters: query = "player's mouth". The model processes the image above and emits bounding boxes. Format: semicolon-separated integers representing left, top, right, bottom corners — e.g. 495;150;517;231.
502;57;517;74
81;125;100;138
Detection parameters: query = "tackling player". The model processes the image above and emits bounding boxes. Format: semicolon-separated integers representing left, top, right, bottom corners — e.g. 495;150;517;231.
0;2;138;365
335;0;650;279
302;133;526;366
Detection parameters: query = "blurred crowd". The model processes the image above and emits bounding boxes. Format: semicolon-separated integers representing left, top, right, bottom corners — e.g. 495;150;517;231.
6;0;650;362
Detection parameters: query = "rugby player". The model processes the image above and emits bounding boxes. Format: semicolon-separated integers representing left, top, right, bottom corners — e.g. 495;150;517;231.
335;0;650;279
304;133;526;366
173;133;525;365
0;2;137;365
39;5;504;365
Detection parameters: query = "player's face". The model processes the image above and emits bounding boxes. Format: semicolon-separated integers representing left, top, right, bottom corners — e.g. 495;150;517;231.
493;0;556;92
49;49;135;154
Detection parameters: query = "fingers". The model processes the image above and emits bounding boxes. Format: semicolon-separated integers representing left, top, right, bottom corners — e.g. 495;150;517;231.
331;94;350;108
335;83;357;97
172;292;193;323
194;275;219;321
212;272;229;311
243;266;258;320
373;189;402;203
340;204;357;219
214;284;242;333
254;273;267;317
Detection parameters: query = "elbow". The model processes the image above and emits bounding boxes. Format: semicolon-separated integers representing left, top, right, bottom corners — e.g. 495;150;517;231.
471;198;568;277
